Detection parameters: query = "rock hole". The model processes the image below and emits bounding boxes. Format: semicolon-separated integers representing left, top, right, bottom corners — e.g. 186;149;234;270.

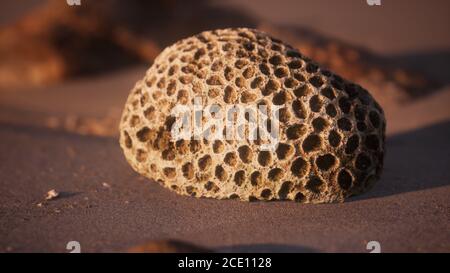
251;171;262;186
357;122;367;132
163;167;176;179
328;130;341;147
355;153;372;171
286;124;305;140
306;176;323;193
212;140;224;153
176;139;189;155
337;118;352;131
259;63;270;75
312;117;328;132
292;100;307;119
241;91;257;103
302;134;322;153
260;189;272;199
182;163;194;180
291;157;309;178
326;104;337;117
274;67;289;78
238;145;253;163
234;170;246;186
365;135;380;151
278;107;291;123
354;106;367;121
288;60;302;69
235;76;246;88
269;55;283;66
306;63;318;73
309;76;323;88
206;75;223;85
144;106;156;121
278;181;293;200
215;165;227;181
136;149;147;163
276;143;294;160
204;181;217;192
294;192;305;202
316;154;336;171
198;155;212;171
345;135;360;154
123;131;132;149
268;168;284;182
321;87;336;100
162;149;176;161
224;86;237;104
284;77;298;88
293;84;310;97
262;79;279;96
243;67;255;79
309;95;323;112
369;111;381;128
136;127;151;142
338;97;351;114
338;169;353;190
272;91;289;105
190;140;201;154
258;151;272;166
224;152;238;166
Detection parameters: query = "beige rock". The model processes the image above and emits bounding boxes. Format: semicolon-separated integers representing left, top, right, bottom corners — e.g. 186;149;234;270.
119;28;386;203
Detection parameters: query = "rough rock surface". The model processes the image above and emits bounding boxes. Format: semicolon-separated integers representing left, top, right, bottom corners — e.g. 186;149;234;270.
119;28;386;203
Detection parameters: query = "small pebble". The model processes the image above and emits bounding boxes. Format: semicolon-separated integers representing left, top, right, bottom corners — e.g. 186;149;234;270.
45;189;59;200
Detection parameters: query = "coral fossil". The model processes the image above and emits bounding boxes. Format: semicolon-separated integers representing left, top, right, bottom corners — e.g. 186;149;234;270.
119;28;386;203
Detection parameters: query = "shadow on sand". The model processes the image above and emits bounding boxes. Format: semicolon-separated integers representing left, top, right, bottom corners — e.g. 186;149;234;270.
352;120;450;201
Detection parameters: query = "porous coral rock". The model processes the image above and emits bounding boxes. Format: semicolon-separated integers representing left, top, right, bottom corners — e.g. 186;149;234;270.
119;28;386;203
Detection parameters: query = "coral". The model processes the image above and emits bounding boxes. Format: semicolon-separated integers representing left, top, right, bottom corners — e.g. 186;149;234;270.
119;28;386;203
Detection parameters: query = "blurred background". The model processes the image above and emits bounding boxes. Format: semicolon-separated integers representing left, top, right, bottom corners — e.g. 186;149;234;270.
0;0;449;137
